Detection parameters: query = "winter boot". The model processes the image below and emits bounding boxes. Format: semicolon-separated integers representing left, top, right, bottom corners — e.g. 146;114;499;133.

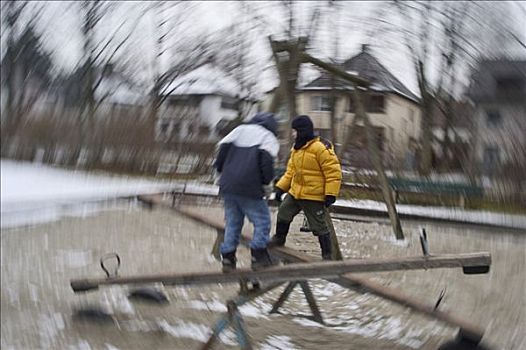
250;248;273;270
221;251;237;273
318;234;332;260
268;221;290;248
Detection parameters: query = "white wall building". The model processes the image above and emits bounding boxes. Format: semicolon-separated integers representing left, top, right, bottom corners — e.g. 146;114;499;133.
468;59;526;177
261;45;421;169
157;64;258;142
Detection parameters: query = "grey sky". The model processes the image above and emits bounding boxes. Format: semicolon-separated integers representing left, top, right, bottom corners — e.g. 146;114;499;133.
2;1;525;98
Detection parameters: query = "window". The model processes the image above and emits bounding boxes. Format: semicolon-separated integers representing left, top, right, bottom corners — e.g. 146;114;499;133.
348;96;355;113
368;94;385;113
221;96;239;110
348;93;385;113
169;96;201;108
311;96;332;112
486;110;501;127
496;77;525;92
172;122;181;139
158;121;170;140
160;122;169;134
483;146;500;176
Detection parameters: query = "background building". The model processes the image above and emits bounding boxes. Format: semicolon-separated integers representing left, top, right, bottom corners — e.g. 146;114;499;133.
265;45;422;169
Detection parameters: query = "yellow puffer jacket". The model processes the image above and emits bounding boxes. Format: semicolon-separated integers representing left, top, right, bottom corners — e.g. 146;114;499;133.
276;137;342;201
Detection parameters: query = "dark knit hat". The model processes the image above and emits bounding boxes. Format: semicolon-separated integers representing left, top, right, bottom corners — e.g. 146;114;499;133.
291;115;314;134
291;115;315;149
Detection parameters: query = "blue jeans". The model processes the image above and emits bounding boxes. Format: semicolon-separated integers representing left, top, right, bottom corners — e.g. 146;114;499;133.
220;193;271;254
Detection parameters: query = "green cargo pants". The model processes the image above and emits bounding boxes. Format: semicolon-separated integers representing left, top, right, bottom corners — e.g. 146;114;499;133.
276;194;330;236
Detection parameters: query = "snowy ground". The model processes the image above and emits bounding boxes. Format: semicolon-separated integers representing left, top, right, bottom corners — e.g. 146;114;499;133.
1;159;525;349
336;199;526;230
1;160;191;228
1;160;173;203
2;160;525;230
2;201;525;349
167;180;526;231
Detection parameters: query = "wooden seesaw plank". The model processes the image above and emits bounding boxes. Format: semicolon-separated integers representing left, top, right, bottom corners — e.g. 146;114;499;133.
70;252;490;293
135;194;490;342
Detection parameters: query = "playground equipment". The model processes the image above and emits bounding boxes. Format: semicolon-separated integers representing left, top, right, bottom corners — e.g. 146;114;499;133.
70;193;492;349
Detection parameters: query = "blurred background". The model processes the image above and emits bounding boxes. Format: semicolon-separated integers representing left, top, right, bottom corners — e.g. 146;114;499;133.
1;2;526;350
1;1;525;211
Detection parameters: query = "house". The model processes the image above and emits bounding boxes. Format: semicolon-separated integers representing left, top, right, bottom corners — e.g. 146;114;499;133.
468;59;526;177
430;98;474;171
156;64;257;142
264;45;421;169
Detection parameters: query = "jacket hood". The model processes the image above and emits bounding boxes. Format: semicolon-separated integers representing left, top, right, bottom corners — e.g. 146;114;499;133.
249;112;278;136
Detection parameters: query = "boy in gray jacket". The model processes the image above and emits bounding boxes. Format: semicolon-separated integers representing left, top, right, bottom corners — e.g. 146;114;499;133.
214;112;279;272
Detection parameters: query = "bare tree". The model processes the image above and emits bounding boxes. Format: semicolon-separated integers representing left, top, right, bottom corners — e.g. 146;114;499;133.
72;0;142;165
208;3;259;121
1;1;50;146
262;1;323;161
145;1;215;141
328;0;341;154
368;1;522;176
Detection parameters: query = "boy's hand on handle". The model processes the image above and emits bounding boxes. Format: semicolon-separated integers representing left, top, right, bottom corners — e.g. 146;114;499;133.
274;188;285;203
324;195;336;207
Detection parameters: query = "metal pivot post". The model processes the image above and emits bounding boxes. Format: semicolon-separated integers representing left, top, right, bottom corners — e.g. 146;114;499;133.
211;229;225;261
420;228;430;257
270;280;324;324
171;190;177;208
202;300;253;350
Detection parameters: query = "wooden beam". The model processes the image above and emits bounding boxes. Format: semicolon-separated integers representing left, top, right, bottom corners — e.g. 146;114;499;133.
270;281;325;324
134;195;489;342
325;207;343;260
277;47;404;240
353;89;405;240
300;52;371;88
211;228;224;261
268;37;286;115
270;281;298;314
298;281;324;324
150;199;488;342
71;253;490;293
268;37;305;161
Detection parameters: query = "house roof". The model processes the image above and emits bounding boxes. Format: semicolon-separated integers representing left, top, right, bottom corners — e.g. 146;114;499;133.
302;46;420;103
163;64;245;98
468;59;526;103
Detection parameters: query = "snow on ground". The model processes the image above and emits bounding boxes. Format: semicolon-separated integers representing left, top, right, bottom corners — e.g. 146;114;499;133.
2;159;525;230
1;160;177;204
336;199;526;230
177;183;526;230
0;160;180;228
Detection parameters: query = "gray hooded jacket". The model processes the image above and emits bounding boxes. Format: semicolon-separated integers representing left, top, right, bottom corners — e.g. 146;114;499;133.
214;112;279;198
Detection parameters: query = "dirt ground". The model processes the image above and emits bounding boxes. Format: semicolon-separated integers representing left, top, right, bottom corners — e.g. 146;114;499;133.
1;201;525;350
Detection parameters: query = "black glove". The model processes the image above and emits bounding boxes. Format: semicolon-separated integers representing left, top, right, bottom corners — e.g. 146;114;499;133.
324;195;336;207
274;188;285;203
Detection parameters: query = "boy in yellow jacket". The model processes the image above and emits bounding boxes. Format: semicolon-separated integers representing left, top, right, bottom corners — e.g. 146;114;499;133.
270;115;342;260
